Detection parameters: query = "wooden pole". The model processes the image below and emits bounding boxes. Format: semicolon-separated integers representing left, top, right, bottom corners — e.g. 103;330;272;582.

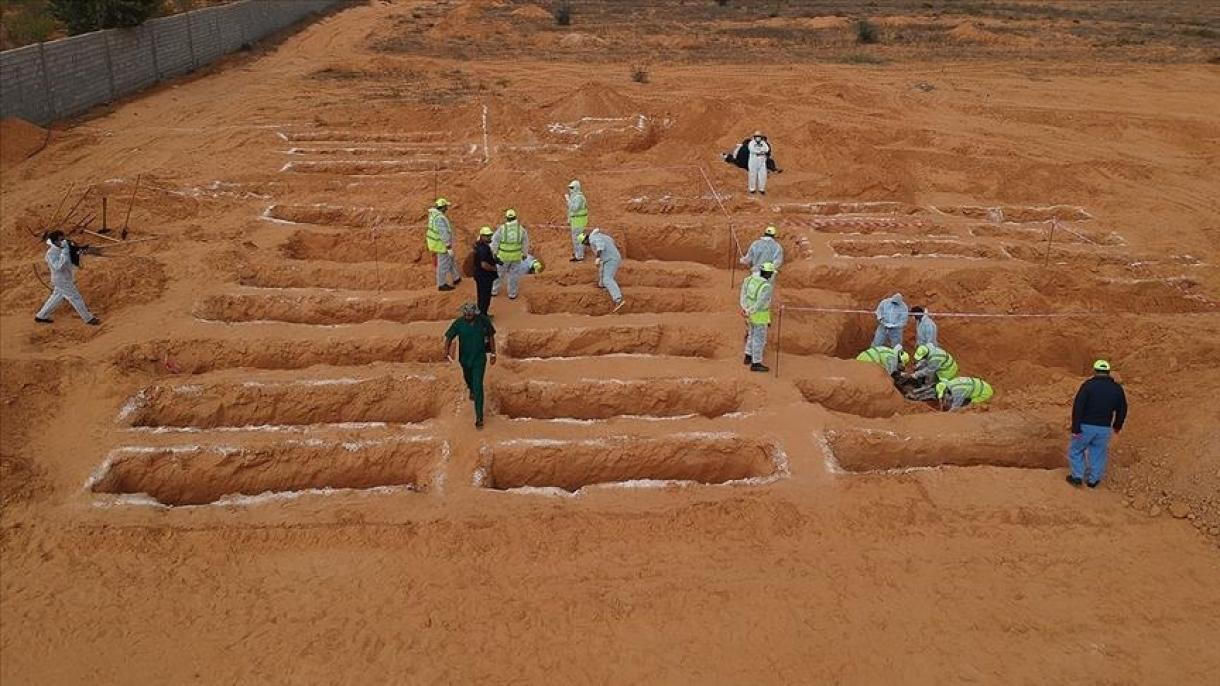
122;174;142;231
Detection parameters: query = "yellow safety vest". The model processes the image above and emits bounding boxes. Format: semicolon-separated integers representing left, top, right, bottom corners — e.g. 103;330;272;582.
497;221;524;262
948;377;993;403
929;348;959;381
743;275;772;325
568;193;588;219
425;209;447;254
856;346;896;367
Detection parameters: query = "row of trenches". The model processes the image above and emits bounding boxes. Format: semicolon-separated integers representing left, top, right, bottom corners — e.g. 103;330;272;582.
89;434;786;506
113;324;726;375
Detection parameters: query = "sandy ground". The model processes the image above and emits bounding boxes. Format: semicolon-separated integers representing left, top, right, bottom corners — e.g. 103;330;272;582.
2;1;1220;682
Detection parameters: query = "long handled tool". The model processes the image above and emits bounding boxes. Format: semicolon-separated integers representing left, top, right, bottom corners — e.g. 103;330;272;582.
121;174;141;241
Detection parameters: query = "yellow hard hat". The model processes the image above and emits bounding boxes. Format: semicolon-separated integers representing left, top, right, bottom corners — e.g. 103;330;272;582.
760;262;776;273
505;208;517;220
900;351;910;366
1093;359;1111;372
915;345;930;361
435;197;450;208
531;260;544;274
764;225;777;236
479;226;493;236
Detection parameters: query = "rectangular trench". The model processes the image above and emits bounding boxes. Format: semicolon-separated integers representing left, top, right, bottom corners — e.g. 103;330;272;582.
502;324;721;359
89;438;444;506
121;375;443;429
496;378;744;420
114;336;446;375
194;292;457;325
831;239;1003;259
825;422;1063;472
524;288;718;316
479;435;783;493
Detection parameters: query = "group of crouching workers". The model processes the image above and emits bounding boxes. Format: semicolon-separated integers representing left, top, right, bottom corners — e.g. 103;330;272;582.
856;292;991;411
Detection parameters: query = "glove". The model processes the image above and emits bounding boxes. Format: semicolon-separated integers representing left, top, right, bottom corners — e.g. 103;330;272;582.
595;257;602;266
446;249;454;257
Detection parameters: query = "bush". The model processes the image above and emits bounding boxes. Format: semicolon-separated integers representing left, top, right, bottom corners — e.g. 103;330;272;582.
2;11;58;48
837;52;886;65
630;64;649;83
49;0;160;34
553;3;571;26
856;18;879;44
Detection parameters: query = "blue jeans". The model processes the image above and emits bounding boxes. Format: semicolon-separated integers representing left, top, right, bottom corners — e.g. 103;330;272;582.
1068;424;1112;483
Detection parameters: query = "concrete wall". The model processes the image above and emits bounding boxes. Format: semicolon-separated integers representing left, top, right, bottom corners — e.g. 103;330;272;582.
0;0;340;124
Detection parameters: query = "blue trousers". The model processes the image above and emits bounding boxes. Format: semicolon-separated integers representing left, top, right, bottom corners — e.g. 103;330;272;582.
1068;424;1112;483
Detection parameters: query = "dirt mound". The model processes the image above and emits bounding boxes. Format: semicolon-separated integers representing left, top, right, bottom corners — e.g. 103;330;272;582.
0;118;48;167
511;4;551;21
540;81;642;121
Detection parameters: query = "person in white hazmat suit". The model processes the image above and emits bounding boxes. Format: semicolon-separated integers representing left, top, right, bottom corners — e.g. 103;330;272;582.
34;230;100;325
490;208;529;299
872;292;909;348
581;228;625;313
911;305;938;347
566;180;588;262
747;130;771;195
740;225;784;281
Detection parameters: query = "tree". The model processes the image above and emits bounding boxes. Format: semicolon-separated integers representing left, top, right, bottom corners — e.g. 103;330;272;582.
49;0;162;35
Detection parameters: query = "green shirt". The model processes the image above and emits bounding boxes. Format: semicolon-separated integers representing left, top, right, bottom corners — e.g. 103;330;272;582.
444;316;495;367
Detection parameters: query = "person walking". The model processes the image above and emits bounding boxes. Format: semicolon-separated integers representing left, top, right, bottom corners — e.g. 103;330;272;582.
426;198;462;291
911;305;937;347
472;226;498;317
582;228;625;312
872;293;909;347
34;230;100;326
566;180;589;262
444;303;497;429
490;209;528;299
747;131;771;195
740;226;784;278
739;262;775;372
1067;360;1128;488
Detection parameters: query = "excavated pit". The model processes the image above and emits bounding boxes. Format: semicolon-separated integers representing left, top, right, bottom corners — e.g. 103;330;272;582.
616;226;735;268
502;324;721;359
538;262;712;289
194;293;456;325
785;216;947;236
772;201;922;216
524;289;717;316
479;435;782;492
121;375;443;429
795;378;910;418
90;438;443;506
283;160;477;175
238;261;435;291
970;223;1122;246
263;204;418;228
282;230;432;264
114;335;446;375
278;130;445;143
831;239;1003;259
285;145;471;158
496;379;744;420
936;205;1092;223
826;419;1062;472
624;195;751;215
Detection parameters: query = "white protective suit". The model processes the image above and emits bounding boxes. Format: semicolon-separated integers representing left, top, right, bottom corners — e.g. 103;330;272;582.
36;240;95;322
872;293;909;348
747;137;770;193
740;236;784;275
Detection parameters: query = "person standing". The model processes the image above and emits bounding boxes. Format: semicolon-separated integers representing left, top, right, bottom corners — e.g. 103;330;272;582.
740;225;784;278
582;228;625;312
739;262;775;372
911;305;937;347
426;198;462;291
872;293;909;347
566;180;589;262
472;226;499;317
490;208;529;299
34;230;100;326
444;303;497;429
1067;360;1128;488
747;131;771;195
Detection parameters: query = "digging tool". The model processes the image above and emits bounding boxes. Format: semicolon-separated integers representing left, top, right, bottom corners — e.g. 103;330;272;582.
58;186;94;229
121;174;142;240
46;183;75;229
99;197;111;234
82;229;123;243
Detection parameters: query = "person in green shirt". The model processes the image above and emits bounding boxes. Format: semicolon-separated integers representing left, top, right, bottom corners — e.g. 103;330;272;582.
444;302;497;428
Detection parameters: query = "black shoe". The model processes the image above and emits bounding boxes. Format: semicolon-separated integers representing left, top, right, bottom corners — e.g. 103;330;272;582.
570;257;584;262
744;354;752;365
34;317;52;324
475;419;484;429
438;285;455;292
508;295;517;300
85;317;101;326
750;363;769;372
1086;480;1100;489
1066;475;1083;487
469;391;475;400
749;190;756;194
452;278;462;285
759;191;766;195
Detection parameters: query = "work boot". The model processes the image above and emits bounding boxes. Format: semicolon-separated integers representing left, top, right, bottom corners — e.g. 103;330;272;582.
1086;480;1100;489
1066;475;1083;487
85;317;101;326
749;363;769;372
34;317;52;324
569;257;584;262
475;419;484;429
744;354;752;365
452;278;462;285
438;284;455;292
